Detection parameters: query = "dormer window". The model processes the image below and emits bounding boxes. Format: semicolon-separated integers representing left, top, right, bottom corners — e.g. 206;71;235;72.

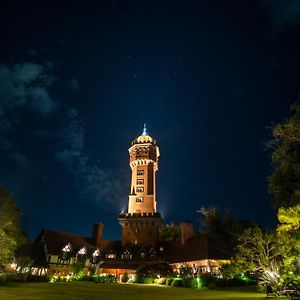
122;250;132;260
61;243;71;260
77;247;87;264
92;249;100;264
78;247;87;255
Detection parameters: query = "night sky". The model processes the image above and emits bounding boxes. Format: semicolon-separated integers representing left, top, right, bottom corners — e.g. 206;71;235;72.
1;1;300;242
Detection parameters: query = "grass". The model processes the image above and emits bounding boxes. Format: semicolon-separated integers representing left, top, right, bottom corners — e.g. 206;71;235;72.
0;282;289;300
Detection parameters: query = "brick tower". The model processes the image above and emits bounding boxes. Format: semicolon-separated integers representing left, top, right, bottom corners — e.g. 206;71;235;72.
119;125;163;246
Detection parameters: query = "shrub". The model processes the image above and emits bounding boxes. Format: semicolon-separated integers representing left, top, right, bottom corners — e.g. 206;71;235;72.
94;274;117;284
136;263;173;278
183;277;202;288
172;278;183;287
131;274;141;283
143;277;154;284
121;272;129;283
157;277;167;285
0;272;13;283
166;277;174;285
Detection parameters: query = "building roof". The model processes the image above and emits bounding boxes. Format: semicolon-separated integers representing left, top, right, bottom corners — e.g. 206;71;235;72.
160;234;232;264
37;228;96;256
17;228;232;270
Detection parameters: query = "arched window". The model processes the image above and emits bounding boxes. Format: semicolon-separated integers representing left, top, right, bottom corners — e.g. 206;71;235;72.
61;243;71;260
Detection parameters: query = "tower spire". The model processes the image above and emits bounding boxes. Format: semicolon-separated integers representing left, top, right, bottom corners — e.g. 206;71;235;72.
142;123;147;135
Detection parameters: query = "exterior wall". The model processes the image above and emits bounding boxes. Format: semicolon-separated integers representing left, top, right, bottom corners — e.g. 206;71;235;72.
128;142;159;214
119;215;162;247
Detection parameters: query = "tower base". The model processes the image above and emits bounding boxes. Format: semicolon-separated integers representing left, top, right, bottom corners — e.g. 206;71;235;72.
118;212;163;247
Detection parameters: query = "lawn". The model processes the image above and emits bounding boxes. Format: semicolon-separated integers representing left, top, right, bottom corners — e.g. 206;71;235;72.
0;282;289;300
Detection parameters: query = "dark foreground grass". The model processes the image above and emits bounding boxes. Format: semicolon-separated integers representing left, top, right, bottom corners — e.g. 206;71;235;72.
0;282;289;300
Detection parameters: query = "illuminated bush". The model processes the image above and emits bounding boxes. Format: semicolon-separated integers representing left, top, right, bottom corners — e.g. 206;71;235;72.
143;277;154;284
166;277;174;285
157;277;167;285
172;278;183;287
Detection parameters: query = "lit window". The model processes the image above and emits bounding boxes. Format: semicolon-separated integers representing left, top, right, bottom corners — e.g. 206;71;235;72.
107;253;116;259
140;253;145;258
92;249;100;264
137;179;144;185
78;247;87;255
61;243;71;260
137;170;144;176
136;197;144;203
122;250;132;260
136;187;144;193
62;243;71;252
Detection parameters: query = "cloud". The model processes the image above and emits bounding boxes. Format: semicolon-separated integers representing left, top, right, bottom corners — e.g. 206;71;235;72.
69;79;80;90
29;87;58;114
0;63;58;116
0;61;126;209
9;153;29;167
54;110;127;210
0;62;57;166
262;0;300;29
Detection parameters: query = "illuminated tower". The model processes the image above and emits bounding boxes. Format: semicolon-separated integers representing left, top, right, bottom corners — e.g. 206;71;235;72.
119;125;162;247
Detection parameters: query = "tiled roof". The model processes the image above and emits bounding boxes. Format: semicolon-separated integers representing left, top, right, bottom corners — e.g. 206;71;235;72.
25;228;232;268
37;228;96;256
160;234;232;263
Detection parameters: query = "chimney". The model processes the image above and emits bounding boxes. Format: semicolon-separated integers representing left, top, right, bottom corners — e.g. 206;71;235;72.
180;222;194;245
92;223;103;247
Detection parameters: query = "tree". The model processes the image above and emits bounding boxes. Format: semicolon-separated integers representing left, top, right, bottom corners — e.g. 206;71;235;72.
0;188;27;269
276;205;300;288
198;206;257;247
235;226;281;288
267;102;300;208
160;224;181;241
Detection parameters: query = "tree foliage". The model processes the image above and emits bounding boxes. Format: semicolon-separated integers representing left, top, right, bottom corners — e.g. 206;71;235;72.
276;205;300;288
0;188;27;268
160;224;181;241
235;226;281;287
198;207;257;247
267;102;300;208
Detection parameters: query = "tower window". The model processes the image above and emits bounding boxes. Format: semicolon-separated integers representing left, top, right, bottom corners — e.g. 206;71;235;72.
137;179;144;185
136;197;144;203
137;170;144;176
136;187;144;193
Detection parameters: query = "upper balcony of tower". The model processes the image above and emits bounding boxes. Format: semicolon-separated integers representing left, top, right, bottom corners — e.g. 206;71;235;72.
131;124;157;146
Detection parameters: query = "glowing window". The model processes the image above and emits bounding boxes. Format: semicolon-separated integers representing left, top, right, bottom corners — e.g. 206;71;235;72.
62;244;71;252
78;247;87;255
136;197;144;203
137;170;144;176
107;253;116;259
136;187;144;193
137;179;144;185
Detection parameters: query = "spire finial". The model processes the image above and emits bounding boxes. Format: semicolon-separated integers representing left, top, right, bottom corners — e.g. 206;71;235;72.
142;123;147;135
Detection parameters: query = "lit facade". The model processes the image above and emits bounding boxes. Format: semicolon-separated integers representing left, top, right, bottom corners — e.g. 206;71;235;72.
119;125;163;247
